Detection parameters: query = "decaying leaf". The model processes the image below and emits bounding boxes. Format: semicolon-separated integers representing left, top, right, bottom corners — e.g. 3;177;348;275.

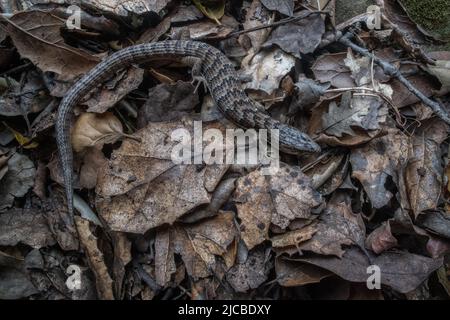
263;12;325;58
406;119;448;216
365;222;398;254
96;119;228;233
226;247;271;292
4;10;99;81
241;48;296;95
0;152;36;210
350;127;410;209
293;246;443;294
260;0;294;16
173;211;237;279
138;81;199;124
321;92;386;138
234;165;322;250
0;209;56;248
275;258;331;287
85;67;145;114
292;192;366;257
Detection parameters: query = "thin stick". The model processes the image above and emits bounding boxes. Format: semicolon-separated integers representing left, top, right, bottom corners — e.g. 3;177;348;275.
215;10;329;40
339;32;450;125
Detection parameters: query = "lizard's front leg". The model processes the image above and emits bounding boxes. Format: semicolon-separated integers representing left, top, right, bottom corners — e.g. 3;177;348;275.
181;56;208;93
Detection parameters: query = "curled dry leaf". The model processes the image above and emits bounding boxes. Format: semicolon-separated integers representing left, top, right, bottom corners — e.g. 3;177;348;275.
365;222;398;254
72;112;132;153
275;258;331;287
172;14;237;40
271;223;318;248
234;164;322;250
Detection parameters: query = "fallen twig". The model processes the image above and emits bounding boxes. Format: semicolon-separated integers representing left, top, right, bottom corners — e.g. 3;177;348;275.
339;32;450;125
215;10;329;40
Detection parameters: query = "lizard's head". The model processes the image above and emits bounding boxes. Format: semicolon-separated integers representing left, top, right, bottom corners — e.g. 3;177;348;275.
277;124;321;155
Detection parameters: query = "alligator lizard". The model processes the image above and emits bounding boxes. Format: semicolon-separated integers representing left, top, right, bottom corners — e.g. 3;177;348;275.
56;40;321;216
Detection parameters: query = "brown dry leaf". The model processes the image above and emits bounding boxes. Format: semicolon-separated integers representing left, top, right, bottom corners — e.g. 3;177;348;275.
241;47;295;95
260;0;294;16
72;112;130;153
96;119;228;233
0;267;38;299
321;92;387;138
155;228;176;287
79;147;108;189
43;187;79;251
312;52;354;88
234;165;322;250
79;0;172;17
240;0;272;52
172;15;237;40
426;237;450;259
271;223;318;248
365;222;398;254
4;10;99;81
0;71;50;117
390;75;439;108
111;232;132;298
75;216;114;300
0;208;56;249
417;211;450;239
350;126;410;209
172;211;237;279
0;152;36;210
293;192;366;257
85;67;144;113
406;119;449;217
263;11;325;58
275;258;331;287
138;81;199;124
293;246;442;294
226;247;271;292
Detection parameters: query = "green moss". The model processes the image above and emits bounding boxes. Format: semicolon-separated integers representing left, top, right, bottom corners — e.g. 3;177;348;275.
400;0;450;41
